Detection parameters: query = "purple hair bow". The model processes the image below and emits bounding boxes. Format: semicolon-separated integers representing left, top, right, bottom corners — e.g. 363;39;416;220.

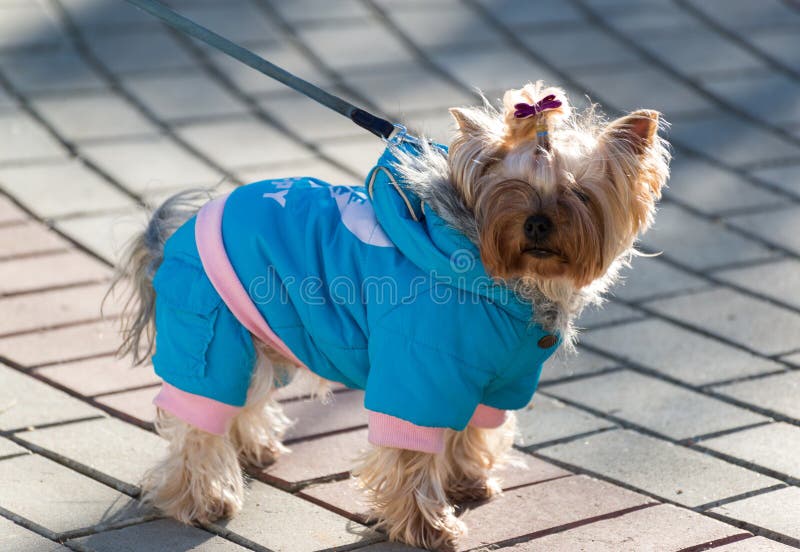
514;94;562;119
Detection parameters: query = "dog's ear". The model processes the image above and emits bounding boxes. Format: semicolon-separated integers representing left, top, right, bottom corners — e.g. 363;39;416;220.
601;110;660;155
449;107;484;135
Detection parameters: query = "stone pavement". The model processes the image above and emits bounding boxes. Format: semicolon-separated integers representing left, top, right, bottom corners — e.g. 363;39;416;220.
0;0;799;550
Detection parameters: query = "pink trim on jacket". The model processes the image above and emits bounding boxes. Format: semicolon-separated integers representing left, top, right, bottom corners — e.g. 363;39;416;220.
469;404;508;428
368;411;446;454
154;382;241;435
194;194;307;368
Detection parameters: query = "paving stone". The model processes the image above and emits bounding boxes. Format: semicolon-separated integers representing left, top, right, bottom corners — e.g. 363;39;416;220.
0;3;65;50
715;536;800;551
86;28;197;75
477;0;584;27
0;436;27;458
546;370;768;440
751;163;800;196
0;221;68;260
387;7;503;50
728;206;800;257
669;114;800;168
510;503;746;551
611;256;710;302
517;27;639;71
261;429;369;490
124;71;248;122
0;250;110;296
318;135;387;177
55;209;148;263
0;515;68;552
172;1;281;45
717;259;800;311
581;319;784;385
0;282;120;336
750;29;800;74
209;41;332;96
642;205;778;271
70;519;247;551
0;110;68;165
298;477;371;523
540;348;618;383
703;72;800;127
208;480;381;551
701;422;800;480
235;157;355;188
34;92;157;142
404;109;458;145
259;93;367;143
0;364;103;431
0;195;26;225
60;0;160;29
269;0;370;23
298;21;415;72
647;288;800;357
0;454;147;539
538;429;781;508
713;372;800;421
0;86;14;112
457;475;653;550
638;33;764;77
82;136;224;194
36;355;159;399
0;47;106;95
0;318;121;366
178;117;310;171
572;64;714;117
283;390;367;441
687;0;800;30
14;417;167;491
431;48;560;100
576;301;645;329
94;387;157;426
515;395;616;448
710;487;800;544
494;450;572;489
604;4;703;35
344;64;474;115
666;158;785;215
0;160;136;219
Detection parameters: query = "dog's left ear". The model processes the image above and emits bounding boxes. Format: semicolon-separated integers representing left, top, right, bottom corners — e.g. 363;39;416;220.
601;110;660;155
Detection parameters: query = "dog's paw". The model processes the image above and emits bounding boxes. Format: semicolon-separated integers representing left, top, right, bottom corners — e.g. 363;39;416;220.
446;476;502;504
402;511;465;552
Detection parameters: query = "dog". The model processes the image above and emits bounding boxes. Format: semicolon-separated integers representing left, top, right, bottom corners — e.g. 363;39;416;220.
112;81;669;551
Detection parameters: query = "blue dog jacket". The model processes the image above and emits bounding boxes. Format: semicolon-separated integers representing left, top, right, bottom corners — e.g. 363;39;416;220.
151;142;560;452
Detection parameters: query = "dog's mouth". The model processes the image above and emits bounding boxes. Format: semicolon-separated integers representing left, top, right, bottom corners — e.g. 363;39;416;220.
523;247;560;259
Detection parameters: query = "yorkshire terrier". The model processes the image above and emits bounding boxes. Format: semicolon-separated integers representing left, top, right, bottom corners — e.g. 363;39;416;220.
113;82;669;551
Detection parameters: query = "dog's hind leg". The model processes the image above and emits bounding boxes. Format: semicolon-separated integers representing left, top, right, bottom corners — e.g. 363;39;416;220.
443;413;516;503
228;344;295;468
141;408;244;524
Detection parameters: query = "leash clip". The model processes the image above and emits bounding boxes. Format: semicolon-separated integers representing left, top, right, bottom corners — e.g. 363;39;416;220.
385;123;421;147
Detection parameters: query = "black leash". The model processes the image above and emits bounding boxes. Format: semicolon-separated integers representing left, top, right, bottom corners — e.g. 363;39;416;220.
124;0;398;141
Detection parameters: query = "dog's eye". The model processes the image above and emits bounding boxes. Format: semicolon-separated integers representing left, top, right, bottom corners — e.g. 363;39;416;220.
572;189;591;204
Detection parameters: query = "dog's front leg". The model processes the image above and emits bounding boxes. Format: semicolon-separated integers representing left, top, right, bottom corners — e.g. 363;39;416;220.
355;446;465;551
444;413;516;503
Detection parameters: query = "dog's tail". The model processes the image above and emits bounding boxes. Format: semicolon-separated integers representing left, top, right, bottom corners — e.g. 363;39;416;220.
108;189;212;365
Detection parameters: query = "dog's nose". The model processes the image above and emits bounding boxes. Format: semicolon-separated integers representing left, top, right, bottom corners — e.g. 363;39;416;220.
524;215;553;241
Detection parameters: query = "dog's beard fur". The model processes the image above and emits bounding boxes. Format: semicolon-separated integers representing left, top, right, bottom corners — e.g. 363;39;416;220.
396;82;670;348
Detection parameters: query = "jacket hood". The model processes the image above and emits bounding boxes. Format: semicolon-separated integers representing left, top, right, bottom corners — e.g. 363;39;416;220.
367;142;534;321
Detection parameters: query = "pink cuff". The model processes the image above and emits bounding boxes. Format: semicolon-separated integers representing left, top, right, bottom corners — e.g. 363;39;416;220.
153;383;242;435
469;404;508;428
368;411;445;454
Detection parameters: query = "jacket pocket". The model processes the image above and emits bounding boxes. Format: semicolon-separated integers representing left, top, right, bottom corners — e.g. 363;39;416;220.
152;256;223;379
